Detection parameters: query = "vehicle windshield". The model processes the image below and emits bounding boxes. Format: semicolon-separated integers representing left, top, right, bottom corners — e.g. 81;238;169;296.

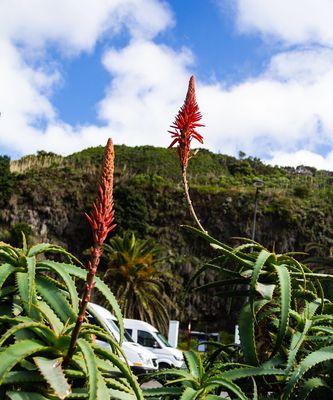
156;332;172;347
107;318;134;342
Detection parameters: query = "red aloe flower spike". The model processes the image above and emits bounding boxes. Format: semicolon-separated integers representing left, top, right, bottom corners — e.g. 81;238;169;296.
168;76;206;233
64;138;116;367
168;75;204;171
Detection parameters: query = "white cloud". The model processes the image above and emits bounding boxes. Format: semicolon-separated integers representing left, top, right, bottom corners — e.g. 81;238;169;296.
235;0;333;47
198;48;333;158
268;150;333;171
0;0;174;155
0;0;172;53
98;40;193;147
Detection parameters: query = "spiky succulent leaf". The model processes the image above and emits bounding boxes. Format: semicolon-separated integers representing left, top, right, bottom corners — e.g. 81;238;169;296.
92;344;143;400
7;393;49;400
64;263;124;343
0;340;49;385
0;263;17;289
239;300;269;365
272;264;291;354
34;357;71;399
37;260;79;312
283;345;333;399
77;339;99;400
184;350;203;379
180;387;199;400
36;275;76;323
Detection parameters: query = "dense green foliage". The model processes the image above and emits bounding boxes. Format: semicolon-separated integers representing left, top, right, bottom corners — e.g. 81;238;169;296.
145;228;333;399
0;238;143;399
0;156;14;208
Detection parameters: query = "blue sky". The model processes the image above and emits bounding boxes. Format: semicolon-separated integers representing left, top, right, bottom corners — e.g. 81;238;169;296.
1;0;333;169
53;1;271;126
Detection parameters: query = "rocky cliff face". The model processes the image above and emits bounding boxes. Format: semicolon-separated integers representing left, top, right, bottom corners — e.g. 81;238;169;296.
1;145;333;331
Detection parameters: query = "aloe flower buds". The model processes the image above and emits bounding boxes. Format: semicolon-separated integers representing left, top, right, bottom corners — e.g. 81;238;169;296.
168;76;204;171
85;138;116;246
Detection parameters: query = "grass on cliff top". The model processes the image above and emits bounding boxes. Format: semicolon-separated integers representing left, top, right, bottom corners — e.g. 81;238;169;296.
8;144;333;203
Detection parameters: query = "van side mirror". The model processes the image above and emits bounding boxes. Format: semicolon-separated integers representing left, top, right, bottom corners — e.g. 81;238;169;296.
153;341;160;349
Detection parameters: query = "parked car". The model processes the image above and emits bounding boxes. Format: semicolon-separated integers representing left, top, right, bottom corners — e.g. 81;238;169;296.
124;319;184;369
88;303;158;374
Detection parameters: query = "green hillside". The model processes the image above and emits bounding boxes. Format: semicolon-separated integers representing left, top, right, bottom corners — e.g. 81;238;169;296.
1;145;333;330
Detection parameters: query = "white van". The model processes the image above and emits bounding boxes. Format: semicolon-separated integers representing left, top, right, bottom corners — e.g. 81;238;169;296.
88;303;158;374
124;319;184;369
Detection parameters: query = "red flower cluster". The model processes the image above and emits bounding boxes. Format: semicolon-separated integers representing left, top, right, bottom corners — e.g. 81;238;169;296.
169;76;204;170
85;138;116;246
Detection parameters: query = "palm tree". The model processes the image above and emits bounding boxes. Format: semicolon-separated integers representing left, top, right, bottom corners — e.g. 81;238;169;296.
102;231;173;334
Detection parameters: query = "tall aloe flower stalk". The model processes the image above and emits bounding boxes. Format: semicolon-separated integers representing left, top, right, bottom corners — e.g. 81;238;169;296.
64;138;116;365
169;76;206;232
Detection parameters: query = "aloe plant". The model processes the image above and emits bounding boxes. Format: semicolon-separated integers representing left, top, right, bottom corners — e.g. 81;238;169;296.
0;239;143;399
177;226;333;399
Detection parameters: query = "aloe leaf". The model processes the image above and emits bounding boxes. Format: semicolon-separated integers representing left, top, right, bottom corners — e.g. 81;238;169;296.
206;377;248;400
148;368;192;380
28;243;82;265
239;300;270;365
194;277;249;292
67;389;89;398
249;250;272;311
97;368;111;400
0;339;49;384
65;264;124;343
186;263;222;291
16;270;41;321
80;325;122;354
108;389;135;400
0;249;17;264
255;282;275;300
283;345;333;399
311;325;333;334
184;351;203;379
299;377;332;400
21;232;28;254
3;371;44;384
252;377;258;400
182;226;253;266
7;393;49;400
0;263;17;289
92;344;143;400
272;264;291;354
180;387;199;400
143;387;182;397
36;275;76;323
286;319;312;373
0;320;56;346
37;300;63;335
34;357;71;399
77;339;99;400
220;367;284;380
105;377;132;393
37;260;79;312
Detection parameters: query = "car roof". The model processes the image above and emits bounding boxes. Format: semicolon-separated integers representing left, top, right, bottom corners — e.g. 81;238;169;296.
124;318;158;333
88;303;116;320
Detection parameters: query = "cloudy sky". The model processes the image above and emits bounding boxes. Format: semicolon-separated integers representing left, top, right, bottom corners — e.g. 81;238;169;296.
1;0;333;169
